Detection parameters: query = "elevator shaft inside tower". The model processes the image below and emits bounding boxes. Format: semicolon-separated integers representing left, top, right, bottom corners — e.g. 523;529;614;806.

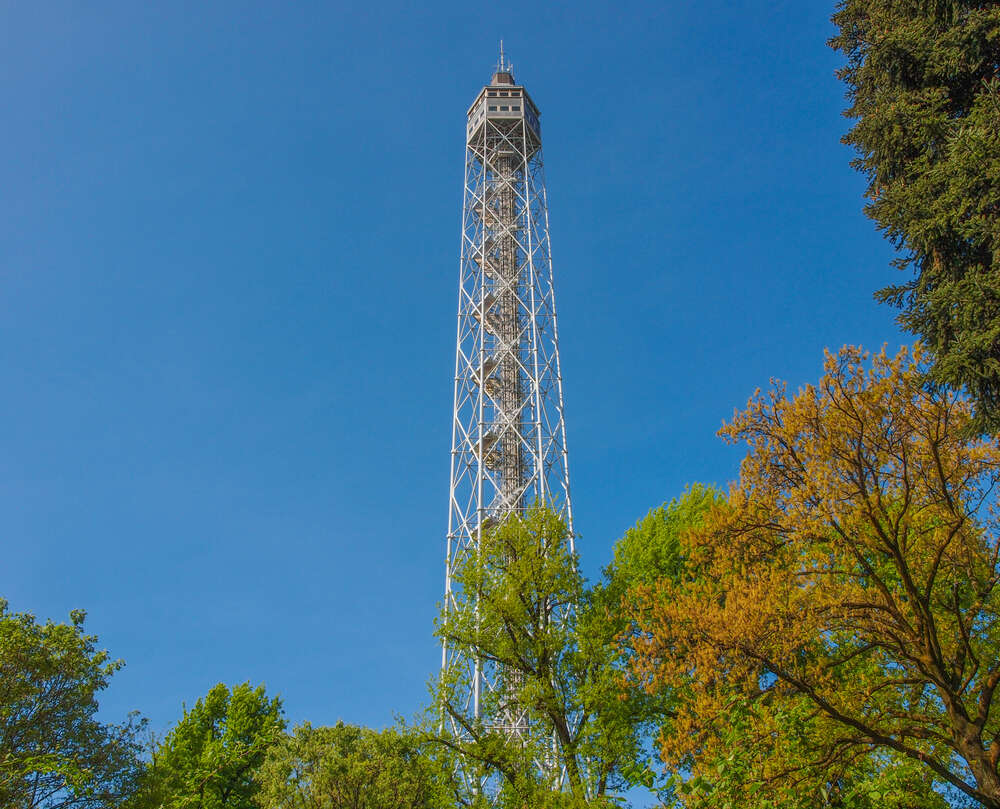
490;148;524;510
473;119;536;514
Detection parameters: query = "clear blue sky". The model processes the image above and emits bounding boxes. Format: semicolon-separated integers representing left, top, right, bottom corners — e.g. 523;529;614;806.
3;0;899;785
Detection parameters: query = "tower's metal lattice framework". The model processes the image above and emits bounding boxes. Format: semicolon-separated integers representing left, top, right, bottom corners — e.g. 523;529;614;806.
443;48;574;775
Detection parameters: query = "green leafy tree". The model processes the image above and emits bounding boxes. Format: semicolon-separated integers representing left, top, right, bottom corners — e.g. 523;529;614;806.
433;506;645;807
132;682;284;809
257;721;457;809
0;599;144;809
587;484;723;798
830;1;1000;433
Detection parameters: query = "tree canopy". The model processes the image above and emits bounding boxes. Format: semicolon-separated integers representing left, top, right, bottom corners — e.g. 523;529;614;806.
130;682;285;809
257;721;457;809
626;345;1000;807
830;1;1000;433
0;601;143;809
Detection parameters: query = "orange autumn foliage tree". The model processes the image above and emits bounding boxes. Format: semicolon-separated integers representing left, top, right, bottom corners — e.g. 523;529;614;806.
628;345;1000;808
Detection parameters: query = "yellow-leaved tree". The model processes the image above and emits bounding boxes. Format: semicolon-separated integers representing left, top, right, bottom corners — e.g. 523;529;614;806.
628;345;1000;808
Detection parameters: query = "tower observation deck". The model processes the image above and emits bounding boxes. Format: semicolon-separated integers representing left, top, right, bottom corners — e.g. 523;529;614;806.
442;48;574;791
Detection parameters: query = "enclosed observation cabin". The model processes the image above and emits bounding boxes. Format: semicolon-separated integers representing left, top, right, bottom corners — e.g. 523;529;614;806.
465;66;542;154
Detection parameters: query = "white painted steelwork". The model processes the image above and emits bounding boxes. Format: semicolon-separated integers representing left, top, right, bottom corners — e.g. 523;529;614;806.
442;48;574;793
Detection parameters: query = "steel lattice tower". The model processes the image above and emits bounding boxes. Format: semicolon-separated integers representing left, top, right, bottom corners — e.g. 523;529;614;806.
442;47;574;773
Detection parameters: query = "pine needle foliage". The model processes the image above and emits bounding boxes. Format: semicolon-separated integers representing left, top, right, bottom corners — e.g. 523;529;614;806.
830;1;1000;433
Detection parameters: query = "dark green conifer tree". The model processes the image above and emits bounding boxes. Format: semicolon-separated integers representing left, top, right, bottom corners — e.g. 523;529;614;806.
830;1;1000;432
